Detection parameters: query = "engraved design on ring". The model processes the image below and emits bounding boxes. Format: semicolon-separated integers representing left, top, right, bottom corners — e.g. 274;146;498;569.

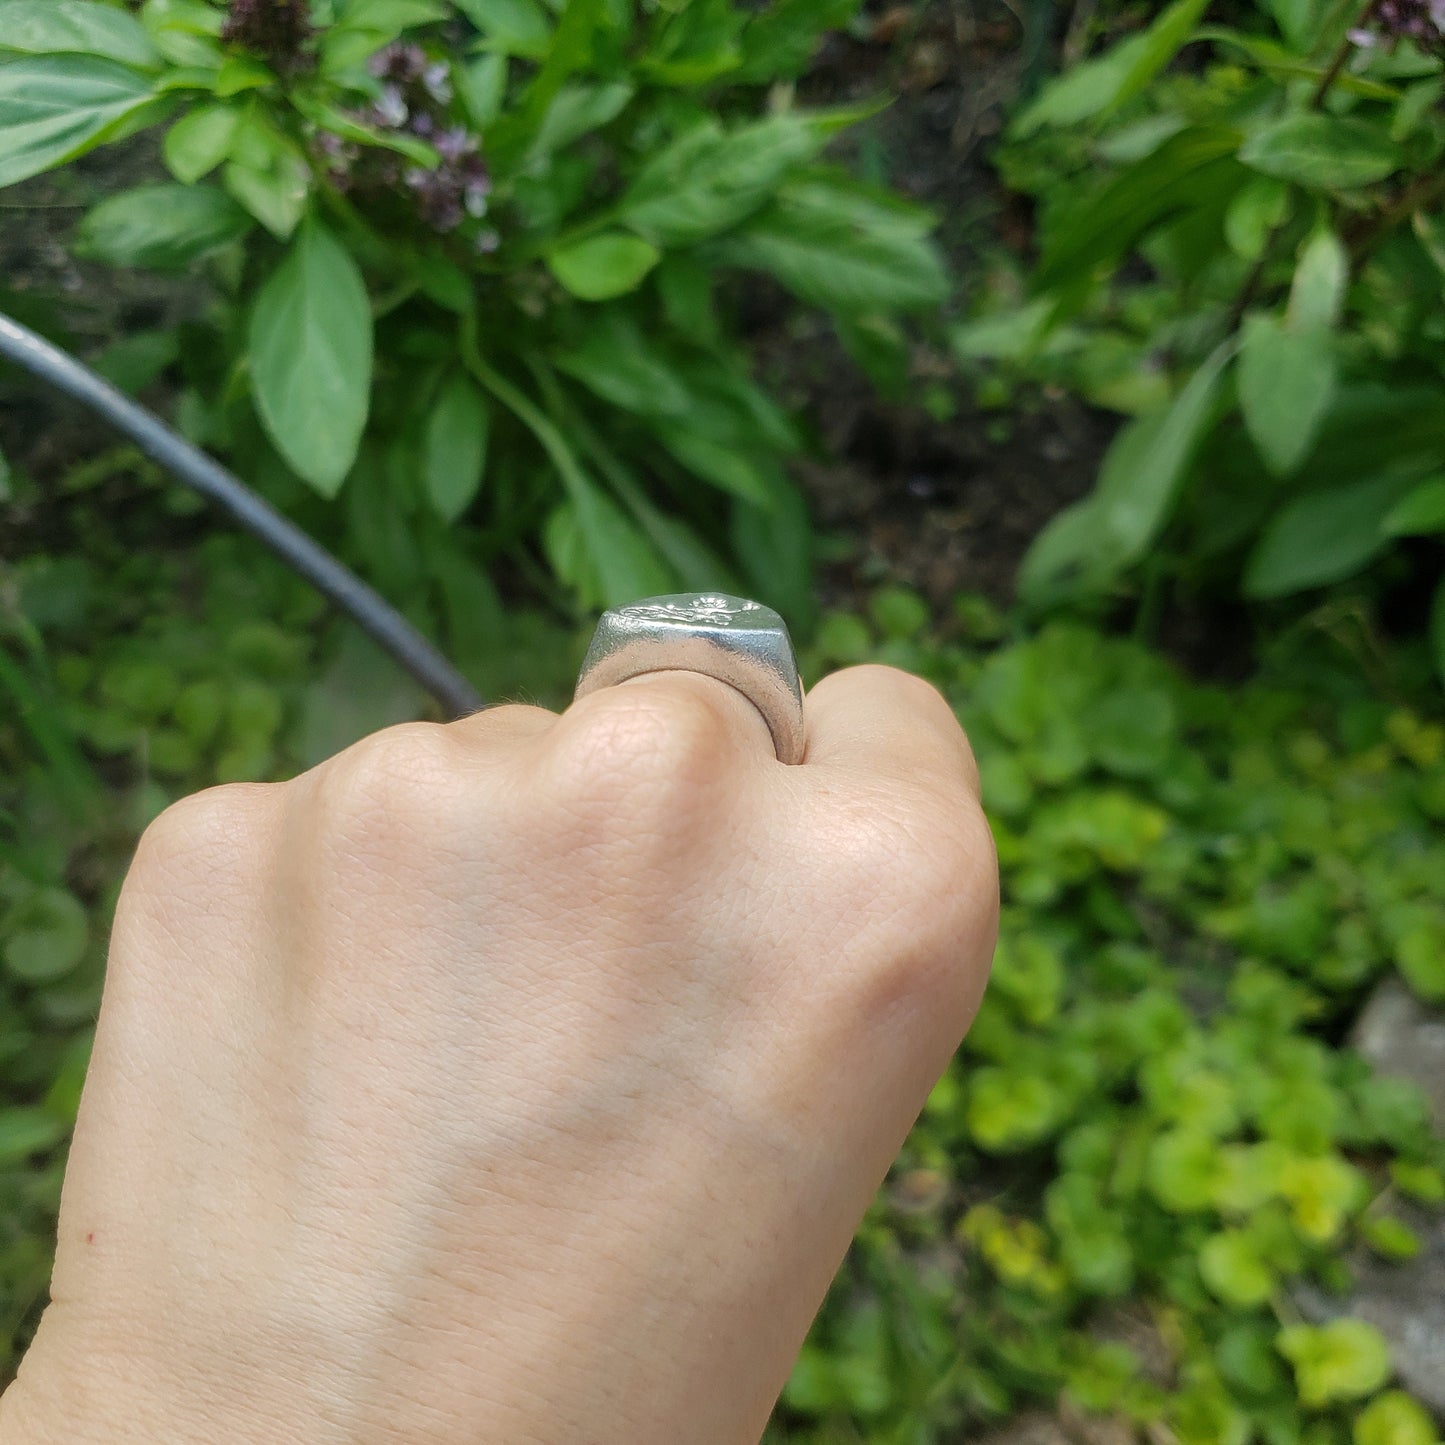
574;593;805;765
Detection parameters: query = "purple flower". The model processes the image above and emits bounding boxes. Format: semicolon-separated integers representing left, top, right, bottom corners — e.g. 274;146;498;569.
369;42;427;84
423;61;453;104
1363;0;1445;53
373;84;408;128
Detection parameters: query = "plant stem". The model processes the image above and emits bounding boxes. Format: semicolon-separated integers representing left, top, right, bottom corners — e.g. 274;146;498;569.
1347;169;1445;262
457;317;592;508
1226;221;1287;332
1311;0;1379;108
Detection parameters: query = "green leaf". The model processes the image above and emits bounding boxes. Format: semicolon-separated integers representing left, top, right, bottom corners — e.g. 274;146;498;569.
74;183;250;269
716;173;948;314
1265;0;1324;51
4;886;88;983
967;1068;1065;1151
1012;33;1153;135
141;0;223;67
553;312;692;417
320;0;447;73
1277;1320;1391;1409
0;1107;67;1165
652;425;775;506
734;0;858;83
1238;314;1336;477
1396;907;1445;1002
1037;125;1244;289
214;54;273;97
0;54;159;188
543;487;674;611
1108;0;1213;114
1289;226;1350;333
248;219;373;496
1383;475;1445;536
527;80;632;159
1147;1129;1221;1212
1199;1229;1276;1307
162;102;241;183
423;372;489;522
456;52;507;129
291;94;437;167
1021;342;1232;600
224;115;311;238
1224;175;1291;259
547;232;659;301
1413;209;1445;280
0;0;159;65
1354;1391;1439;1445
456;0;550;57
731;472;815;625
1243;473;1413;597
620;110;856;246
1360;1215;1422;1261
1240;113;1403;189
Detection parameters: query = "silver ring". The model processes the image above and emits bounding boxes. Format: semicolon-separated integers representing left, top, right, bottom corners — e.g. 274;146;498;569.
574;593;805;764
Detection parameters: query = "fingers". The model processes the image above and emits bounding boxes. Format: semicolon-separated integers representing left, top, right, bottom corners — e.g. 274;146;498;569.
555;669;779;769
802;665;980;797
447;701;558;751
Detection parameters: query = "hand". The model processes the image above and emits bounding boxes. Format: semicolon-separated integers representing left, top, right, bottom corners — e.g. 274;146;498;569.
1;665;997;1445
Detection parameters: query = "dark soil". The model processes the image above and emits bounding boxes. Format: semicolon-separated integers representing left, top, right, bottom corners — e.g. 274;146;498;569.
773;0;1116;610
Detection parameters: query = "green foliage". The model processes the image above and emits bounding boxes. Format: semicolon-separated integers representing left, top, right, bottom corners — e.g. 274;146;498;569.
960;0;1445;676
0;0;949;625
6;507;1445;1433
778;601;1445;1441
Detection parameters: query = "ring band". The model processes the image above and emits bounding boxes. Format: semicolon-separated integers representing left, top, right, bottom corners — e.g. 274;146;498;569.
574;594;805;764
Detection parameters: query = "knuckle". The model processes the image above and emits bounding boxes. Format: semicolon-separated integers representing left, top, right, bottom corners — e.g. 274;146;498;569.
310;722;456;836
840;794;999;1018
132;782;273;882
545;687;734;823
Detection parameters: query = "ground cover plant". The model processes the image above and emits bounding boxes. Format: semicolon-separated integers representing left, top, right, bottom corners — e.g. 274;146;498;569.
0;0;947;628
5;464;1445;1437
957;0;1445;676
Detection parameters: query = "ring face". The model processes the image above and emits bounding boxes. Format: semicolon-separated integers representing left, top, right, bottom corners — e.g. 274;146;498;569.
574;593;805;764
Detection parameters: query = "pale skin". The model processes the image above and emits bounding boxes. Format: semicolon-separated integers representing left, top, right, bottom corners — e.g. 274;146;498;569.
0;664;998;1445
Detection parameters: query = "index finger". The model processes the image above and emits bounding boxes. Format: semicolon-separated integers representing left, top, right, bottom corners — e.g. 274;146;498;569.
801;664;981;797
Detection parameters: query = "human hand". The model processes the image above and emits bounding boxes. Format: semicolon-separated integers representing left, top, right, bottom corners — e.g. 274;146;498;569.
1;665;997;1445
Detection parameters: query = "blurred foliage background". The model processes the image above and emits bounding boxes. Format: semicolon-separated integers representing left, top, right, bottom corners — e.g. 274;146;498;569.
3;0;1445;1441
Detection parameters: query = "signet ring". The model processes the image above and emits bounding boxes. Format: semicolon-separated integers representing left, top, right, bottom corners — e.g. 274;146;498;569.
574;593;806;765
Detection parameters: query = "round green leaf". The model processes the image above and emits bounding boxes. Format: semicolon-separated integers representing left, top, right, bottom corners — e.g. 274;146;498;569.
4;886;89;983
547;232;660;301
1240;114;1403;189
74;183;251;269
1395;908;1445;1002
0;54;161;189
1277;1320;1392;1409
1360;1215;1421;1261
423;372;490;522
248;219;374;497
1196;1231;1277;1312
1353;1390;1439;1445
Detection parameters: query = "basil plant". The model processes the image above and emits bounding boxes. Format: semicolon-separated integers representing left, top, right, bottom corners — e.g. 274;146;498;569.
0;0;949;627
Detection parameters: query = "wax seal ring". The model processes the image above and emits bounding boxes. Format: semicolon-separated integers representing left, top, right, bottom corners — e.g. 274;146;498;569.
574;593;805;764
